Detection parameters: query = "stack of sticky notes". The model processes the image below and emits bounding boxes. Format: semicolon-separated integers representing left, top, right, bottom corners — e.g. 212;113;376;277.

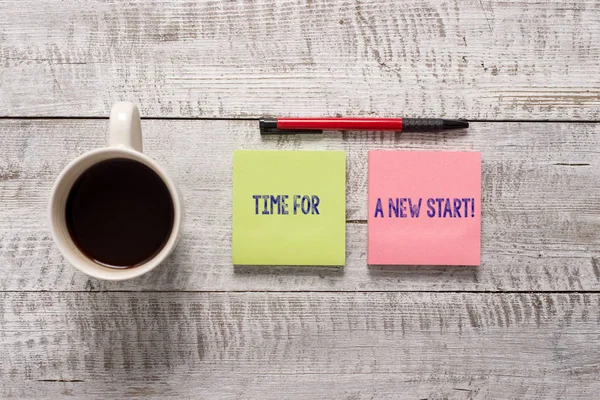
232;150;481;267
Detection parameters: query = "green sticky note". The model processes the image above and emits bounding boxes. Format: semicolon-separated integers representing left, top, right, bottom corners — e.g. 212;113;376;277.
233;150;346;266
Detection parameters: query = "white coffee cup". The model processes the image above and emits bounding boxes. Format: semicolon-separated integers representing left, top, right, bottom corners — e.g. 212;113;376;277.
49;102;182;281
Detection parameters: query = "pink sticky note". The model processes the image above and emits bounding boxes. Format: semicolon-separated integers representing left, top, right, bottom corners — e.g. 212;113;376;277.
368;151;481;266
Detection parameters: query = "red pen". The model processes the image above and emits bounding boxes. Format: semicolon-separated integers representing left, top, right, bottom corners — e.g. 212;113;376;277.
259;117;468;134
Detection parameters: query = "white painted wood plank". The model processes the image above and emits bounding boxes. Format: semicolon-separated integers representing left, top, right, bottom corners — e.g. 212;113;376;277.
0;292;599;398
0;119;598;291
1;0;599;119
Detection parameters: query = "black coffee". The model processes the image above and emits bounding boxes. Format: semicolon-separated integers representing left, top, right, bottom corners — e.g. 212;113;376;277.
65;158;175;268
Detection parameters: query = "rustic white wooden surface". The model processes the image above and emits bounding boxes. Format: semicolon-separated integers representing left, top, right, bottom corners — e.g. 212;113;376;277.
1;0;599;119
1;292;600;399
1;0;600;398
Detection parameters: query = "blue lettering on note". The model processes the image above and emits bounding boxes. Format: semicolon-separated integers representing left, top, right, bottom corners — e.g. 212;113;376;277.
461;198;470;218
311;195;320;215
389;198;399;218
253;195;321;215
435;198;444;218
453;198;462;217
281;195;289;215
374;198;384;218
443;198;453;218
375;197;475;219
270;195;280;215
427;198;436;217
253;195;261;215
261;195;270;215
399;198;407;218
408;198;422;218
301;195;311;215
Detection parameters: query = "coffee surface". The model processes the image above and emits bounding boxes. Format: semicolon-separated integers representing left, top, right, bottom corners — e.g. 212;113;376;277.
66;158;174;268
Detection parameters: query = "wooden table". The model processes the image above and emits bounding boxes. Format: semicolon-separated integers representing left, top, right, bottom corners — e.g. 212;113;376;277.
1;1;599;398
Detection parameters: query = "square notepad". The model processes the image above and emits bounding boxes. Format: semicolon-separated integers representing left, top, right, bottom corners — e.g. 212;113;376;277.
233;150;346;266
368;151;481;266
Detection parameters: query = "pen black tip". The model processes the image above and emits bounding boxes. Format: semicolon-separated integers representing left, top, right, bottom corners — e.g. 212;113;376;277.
442;119;469;130
259;118;277;131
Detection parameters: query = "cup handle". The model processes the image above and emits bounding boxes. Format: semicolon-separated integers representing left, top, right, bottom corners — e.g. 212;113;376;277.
108;102;143;152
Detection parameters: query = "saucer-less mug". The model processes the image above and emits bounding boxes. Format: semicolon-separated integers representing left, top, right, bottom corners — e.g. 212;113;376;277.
48;102;182;281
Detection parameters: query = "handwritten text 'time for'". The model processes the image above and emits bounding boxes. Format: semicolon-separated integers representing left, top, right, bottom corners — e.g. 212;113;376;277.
253;195;320;215
374;197;476;218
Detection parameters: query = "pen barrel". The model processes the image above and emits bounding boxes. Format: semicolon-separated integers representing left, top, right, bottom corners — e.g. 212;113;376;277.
401;118;444;132
278;118;403;131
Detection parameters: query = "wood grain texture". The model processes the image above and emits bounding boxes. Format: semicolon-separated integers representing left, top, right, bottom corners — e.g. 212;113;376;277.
1;0;599;119
2;1;599;397
1;119;598;292
0;292;599;399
